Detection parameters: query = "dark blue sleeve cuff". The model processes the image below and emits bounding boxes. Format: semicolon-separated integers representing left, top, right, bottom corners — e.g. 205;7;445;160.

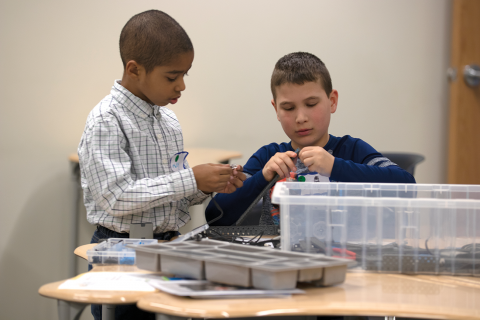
205;170;270;226
331;157;416;183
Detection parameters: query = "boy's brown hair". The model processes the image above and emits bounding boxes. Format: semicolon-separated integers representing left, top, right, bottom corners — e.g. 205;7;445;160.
271;52;332;101
120;10;193;73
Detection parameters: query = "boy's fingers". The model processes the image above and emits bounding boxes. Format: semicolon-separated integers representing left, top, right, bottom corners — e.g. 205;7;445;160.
215;182;229;193
230;176;243;188
273;159;289;178
224;184;237;194
270;164;283;178
231;164;243;176
298;149;312;161
235;172;247;181
298;147;314;159
280;154;297;172
302;158;311;168
302;156;315;169
230;164;243;171
271;162;283;178
286;151;297;158
298;149;305;160
217;182;237;194
211;164;235;175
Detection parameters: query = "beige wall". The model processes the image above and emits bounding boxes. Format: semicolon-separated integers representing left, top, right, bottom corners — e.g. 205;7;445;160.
0;1;451;319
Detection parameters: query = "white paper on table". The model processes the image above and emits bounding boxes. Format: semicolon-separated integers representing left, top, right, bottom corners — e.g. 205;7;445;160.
58;272;157;291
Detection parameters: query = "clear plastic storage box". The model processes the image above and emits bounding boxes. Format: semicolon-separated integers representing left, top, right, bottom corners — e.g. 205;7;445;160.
271;182;480;276
87;238;158;265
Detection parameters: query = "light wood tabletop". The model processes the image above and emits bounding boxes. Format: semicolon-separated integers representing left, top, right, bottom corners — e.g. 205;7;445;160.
69;148;242;168
39;264;480;319
74;243;96;260
38;265;158;305
48;244;480;319
137;272;480;319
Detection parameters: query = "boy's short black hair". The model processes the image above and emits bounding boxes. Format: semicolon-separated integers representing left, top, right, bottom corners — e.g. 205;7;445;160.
120;10;193;73
271;52;332;101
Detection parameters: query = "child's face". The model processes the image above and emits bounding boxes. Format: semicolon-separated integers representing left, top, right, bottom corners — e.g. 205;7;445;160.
272;81;338;150
129;51;194;107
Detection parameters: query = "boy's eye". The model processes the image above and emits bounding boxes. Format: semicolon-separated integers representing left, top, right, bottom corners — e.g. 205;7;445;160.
306;103;318;107
167;77;176;82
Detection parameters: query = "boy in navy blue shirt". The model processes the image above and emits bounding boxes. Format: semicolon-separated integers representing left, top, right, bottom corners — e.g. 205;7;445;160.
206;52;415;226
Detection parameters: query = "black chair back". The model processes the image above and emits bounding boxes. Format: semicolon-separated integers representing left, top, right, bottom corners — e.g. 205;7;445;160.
381;152;425;176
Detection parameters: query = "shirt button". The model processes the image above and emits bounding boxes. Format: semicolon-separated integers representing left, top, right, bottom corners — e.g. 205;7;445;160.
157;134;162;140
162;159;168;164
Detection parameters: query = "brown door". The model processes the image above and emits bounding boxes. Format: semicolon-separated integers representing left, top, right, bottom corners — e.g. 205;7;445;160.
447;0;480;184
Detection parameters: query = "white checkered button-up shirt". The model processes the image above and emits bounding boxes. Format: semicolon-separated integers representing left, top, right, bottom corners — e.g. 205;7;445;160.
78;80;208;233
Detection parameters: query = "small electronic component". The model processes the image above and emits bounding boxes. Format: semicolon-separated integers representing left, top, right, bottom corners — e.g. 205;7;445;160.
287;148;301;181
286;172;297;182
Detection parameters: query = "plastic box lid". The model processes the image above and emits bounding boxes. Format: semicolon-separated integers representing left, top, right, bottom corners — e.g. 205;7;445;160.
87;238;158;265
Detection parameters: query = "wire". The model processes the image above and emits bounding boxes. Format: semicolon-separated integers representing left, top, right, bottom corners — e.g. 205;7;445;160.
247;230;264;244
206;194;224;225
255;231;265;243
461;243;480;252
235;174;281;226
425;237;433;256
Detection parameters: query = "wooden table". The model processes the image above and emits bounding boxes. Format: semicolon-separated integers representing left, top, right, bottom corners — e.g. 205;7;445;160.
43;243;480;320
53;240;170;320
39;270;480;320
137;273;480;320
39;265;158;320
74;243;96;260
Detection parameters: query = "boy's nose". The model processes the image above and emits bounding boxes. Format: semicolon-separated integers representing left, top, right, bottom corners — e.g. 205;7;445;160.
176;78;186;92
296;111;308;123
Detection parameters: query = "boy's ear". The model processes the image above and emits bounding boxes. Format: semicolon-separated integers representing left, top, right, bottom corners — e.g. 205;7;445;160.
329;89;339;114
271;99;280;121
125;60;142;80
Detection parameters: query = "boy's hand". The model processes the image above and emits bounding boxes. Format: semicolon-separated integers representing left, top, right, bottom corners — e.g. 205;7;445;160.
298;147;335;177
262;151;297;182
192;164;246;194
220;165;247;193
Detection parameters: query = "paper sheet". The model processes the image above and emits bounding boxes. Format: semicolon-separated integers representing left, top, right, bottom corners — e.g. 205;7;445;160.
58;272;158;291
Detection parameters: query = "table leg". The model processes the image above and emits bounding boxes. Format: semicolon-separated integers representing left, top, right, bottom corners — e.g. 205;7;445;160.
155;314;189;320
57;300;86;320
102;304;116;320
70;161;81;277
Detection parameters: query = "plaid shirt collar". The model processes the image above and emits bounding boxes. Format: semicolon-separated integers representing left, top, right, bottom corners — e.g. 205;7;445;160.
111;80;160;118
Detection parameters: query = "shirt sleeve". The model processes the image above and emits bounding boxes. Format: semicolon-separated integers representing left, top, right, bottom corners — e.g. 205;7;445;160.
205;171;270;226
205;144;282;226
331;158;416;183
80;120;200;217
330;139;416;183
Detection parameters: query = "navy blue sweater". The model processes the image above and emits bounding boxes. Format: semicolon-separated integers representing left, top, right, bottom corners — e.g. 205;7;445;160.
206;134;415;226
